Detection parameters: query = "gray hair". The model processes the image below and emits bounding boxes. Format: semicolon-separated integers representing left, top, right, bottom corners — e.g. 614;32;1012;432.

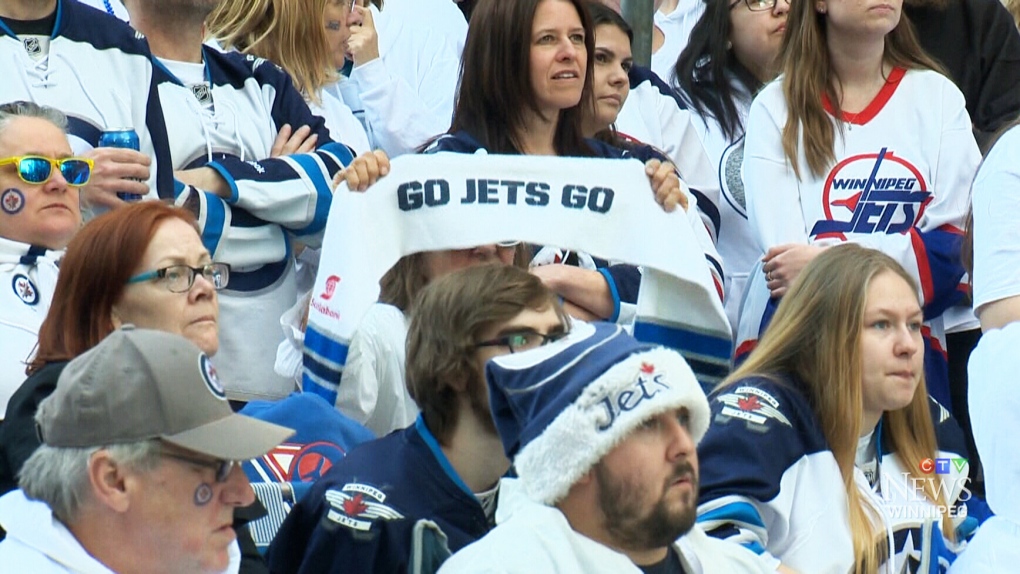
18;440;162;523
0;100;68;138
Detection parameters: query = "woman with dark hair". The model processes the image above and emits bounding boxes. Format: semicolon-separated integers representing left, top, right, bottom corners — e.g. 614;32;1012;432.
698;244;984;573
428;0;691;326
582;1;634;140
734;0;978;409
673;0;788;332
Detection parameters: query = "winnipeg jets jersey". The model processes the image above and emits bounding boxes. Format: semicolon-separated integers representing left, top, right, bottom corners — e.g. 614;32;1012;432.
736;68;978;406
697;375;987;574
0;0;173;196
686;79;758;336
0;239;60;417
266;417;489;574
155;46;353;401
616;66;722;246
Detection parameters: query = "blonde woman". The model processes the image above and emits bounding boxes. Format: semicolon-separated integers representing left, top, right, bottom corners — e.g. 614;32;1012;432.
207;0;372;155
735;0;979;413
697;244;987;573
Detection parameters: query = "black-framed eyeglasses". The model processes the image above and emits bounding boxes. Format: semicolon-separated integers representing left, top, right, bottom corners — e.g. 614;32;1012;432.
126;263;231;293
160;450;238;483
730;0;788;11
475;330;568;354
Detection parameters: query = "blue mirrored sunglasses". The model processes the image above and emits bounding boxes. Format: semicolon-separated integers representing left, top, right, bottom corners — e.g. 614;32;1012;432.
0;155;94;187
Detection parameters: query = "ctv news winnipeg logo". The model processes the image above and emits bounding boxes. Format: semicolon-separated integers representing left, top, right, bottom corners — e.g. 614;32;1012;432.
919;457;968;476
887;457;972;520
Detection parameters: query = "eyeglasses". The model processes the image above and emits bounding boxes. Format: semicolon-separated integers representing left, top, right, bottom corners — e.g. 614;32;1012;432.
475;330;568;353
730;0;788;11
126;263;231;293
0;155;94;187
160;450;238;483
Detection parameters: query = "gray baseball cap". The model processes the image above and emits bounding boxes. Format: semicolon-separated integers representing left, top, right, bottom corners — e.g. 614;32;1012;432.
36;326;294;460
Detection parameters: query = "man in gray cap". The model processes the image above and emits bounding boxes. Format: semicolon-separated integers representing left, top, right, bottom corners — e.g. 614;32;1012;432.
0;326;294;573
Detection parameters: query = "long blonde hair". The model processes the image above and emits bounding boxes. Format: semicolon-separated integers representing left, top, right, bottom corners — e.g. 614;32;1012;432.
207;0;337;104
778;0;943;179
721;245;953;572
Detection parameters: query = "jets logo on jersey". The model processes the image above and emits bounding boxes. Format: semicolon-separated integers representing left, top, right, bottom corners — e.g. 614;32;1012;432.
715;386;791;430
325;483;404;531
811;148;931;240
12;274;39;306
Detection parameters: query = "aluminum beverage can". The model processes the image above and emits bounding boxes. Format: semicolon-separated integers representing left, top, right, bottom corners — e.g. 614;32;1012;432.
98;128;143;201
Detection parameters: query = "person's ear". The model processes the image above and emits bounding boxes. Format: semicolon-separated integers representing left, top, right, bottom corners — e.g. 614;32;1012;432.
816;2;827;12
88;450;133;514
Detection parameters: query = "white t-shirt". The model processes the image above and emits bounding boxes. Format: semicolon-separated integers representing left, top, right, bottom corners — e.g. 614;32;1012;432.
651;1;706;85
971;123;1020;312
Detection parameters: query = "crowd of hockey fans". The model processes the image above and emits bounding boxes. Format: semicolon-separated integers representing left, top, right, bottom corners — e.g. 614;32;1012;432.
0;0;1019;572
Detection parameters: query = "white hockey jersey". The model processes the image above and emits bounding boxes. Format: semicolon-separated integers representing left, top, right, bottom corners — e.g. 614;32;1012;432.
697;376;987;574
616;65;723;246
737;68;978;407
0;0;173;197
686;79;758;336
0;238;60;417
155;47;353;401
337;0;463;157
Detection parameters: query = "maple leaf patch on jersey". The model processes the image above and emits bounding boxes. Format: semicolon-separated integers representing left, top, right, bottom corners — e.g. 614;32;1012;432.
324;483;404;531
715;385;792;430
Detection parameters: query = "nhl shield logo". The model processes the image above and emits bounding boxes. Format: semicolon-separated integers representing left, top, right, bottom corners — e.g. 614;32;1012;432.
190;84;213;106
2;188;25;214
199;354;226;399
12;274;39;306
22;37;41;57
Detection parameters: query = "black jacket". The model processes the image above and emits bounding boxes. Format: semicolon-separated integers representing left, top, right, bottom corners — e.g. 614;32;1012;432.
906;0;1020;149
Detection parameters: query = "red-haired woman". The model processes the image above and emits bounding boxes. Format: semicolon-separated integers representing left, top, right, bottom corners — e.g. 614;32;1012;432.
0;201;227;493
